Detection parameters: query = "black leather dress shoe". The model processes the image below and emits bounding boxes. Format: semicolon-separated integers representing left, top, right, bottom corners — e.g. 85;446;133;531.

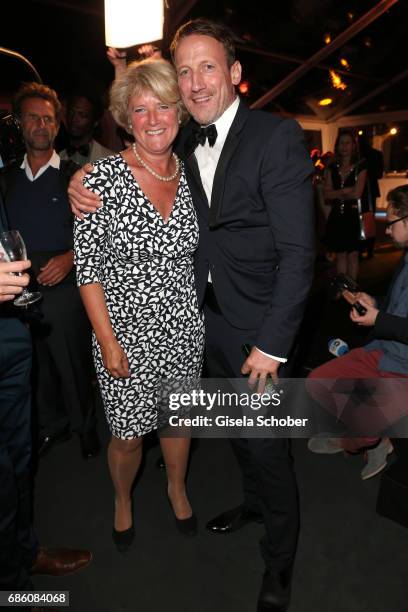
80;429;101;459
31;546;92;575
206;504;263;534
38;426;72;457
257;569;292;612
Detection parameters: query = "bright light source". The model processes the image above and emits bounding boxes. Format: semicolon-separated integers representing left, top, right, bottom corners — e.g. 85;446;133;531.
358;130;363;136
239;81;250;95
318;98;333;106
330;70;347;91
390;127;398;135
105;0;164;48
340;58;350;69
324;33;331;45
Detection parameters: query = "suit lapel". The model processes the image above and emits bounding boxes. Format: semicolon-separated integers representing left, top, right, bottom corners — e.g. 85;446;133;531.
184;154;209;218
179;102;250;225
179;121;209;221
209;101;249;227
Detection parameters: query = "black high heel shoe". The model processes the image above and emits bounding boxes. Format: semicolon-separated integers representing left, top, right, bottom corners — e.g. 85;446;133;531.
174;513;198;537
166;486;197;537
112;526;134;552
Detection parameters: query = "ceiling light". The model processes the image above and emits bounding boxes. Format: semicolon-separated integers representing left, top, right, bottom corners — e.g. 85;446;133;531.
104;0;163;48
318;98;333;106
330;70;347;91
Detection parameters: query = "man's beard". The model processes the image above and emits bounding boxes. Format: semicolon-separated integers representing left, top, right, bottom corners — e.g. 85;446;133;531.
25;132;54;151
393;238;408;249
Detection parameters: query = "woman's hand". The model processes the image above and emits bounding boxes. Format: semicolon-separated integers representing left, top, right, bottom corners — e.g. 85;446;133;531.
101;338;130;378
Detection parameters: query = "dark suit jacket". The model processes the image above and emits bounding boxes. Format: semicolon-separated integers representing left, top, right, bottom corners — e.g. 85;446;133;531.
372;254;408;344
177;101;315;358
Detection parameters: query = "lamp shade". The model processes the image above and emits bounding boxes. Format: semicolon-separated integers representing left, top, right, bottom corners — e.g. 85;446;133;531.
104;0;164;48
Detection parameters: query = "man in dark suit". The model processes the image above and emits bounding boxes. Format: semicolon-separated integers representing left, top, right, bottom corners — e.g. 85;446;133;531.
0;193;92;606
68;19;314;610
170;20;314;611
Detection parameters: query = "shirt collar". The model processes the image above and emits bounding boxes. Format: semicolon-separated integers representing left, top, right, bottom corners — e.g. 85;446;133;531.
200;96;240;147
20;150;60;181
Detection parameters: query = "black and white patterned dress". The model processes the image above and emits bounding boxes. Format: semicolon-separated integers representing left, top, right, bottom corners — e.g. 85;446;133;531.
74;155;204;439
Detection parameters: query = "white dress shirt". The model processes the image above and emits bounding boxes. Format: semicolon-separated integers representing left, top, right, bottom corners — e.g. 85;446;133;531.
194;97;286;363
194;96;240;204
59;139;114;165
20;150;60;182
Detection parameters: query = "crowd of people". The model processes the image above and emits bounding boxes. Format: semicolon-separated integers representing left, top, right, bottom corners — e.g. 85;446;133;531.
1;16;407;612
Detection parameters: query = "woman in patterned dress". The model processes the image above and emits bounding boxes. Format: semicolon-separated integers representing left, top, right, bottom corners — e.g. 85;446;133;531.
74;59;204;549
324;130;367;280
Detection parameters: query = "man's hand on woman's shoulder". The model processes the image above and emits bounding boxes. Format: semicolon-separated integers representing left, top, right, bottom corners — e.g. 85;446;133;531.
68;163;101;219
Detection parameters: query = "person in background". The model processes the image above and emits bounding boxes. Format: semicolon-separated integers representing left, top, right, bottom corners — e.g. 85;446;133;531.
308;185;408;480
324;130;367;280
0;192;92;612
59;90;113;165
0;82;99;459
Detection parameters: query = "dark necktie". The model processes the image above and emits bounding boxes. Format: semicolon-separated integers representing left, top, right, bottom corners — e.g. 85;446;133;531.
192;123;218;148
66;143;90;157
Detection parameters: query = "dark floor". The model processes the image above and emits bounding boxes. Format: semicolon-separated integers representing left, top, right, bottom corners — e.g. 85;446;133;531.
33;248;408;612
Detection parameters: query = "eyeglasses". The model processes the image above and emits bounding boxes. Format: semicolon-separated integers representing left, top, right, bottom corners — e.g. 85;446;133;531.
385;214;408;229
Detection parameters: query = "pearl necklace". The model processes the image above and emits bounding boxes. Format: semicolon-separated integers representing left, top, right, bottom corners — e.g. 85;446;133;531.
132;144;180;182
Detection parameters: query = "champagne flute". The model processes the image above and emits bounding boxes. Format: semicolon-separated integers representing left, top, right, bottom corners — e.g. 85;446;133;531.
0;230;42;306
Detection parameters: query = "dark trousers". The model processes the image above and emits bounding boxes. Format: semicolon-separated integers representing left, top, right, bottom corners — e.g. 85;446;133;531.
32;283;96;437
204;287;299;572
0;318;37;590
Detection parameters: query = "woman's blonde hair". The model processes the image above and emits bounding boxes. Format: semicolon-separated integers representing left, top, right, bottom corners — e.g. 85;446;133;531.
110;58;188;133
